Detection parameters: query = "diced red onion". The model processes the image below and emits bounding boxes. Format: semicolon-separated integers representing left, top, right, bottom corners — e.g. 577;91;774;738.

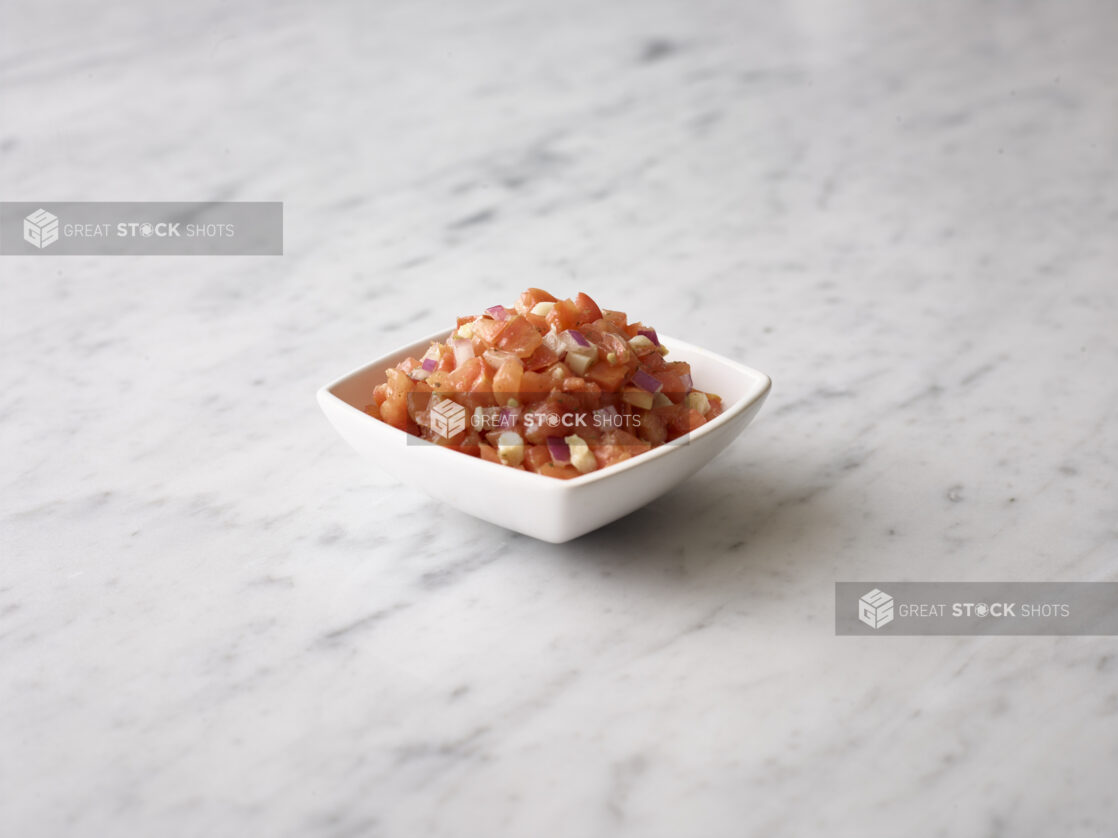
637;328;660;346
421;358;438;372
680;371;693;392
498;406;521;430
546;436;571;463
485;305;509;321
450;338;475;366
542;329;564;353
631;369;663;393
565;329;591;348
593;405;620;427
558;330;598;370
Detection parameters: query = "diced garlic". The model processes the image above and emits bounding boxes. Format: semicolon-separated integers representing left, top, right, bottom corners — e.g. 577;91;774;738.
457;322;474;339
627;335;656;355
530;301;556;317
497;431;525;467
685;391;711;415
472;406;500;431
566;351;595;375
652;391;672;408
622;389;654;410
565;434;597;473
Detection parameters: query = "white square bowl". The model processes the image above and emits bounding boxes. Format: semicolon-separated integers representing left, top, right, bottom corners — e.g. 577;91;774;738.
318;330;771;543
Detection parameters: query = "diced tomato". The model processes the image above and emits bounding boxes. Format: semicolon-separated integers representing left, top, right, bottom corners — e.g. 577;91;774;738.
522;401;566;444
520;370;553;400
524;343;559;371
447;357;481;390
373;383;389;405
425;370;451;391
577;421;606;444
493;358;523;404
495;315;543;358
573;292;603;324
517;288;558;313
577;322;604;345
683;409;707;431
605;428;647;449
591;444;631;469
479;443;501;464
524;312;549;332
560;376;602;397
657;405;682;437
653;362;692;402
450;428;482;455
538;463;580;480
598;331;631;364
469;363;493;396
385;368;415;396
524;444;551;472
594;428;650;464
667;406;706;434
586;360;628;390
458;429;483;449
637;411;667;446
653;371;687;402
546;298;580;333
542;361;572;381
471;317;507;346
602;310;628;331
381;395;409;429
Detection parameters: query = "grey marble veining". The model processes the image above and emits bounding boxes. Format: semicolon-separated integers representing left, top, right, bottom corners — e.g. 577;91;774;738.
2;0;1117;836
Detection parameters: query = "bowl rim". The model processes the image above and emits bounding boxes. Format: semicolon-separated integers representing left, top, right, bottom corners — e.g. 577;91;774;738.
318;328;771;492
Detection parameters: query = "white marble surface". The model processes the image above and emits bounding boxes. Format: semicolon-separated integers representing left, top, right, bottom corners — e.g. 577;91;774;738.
2;0;1117;835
